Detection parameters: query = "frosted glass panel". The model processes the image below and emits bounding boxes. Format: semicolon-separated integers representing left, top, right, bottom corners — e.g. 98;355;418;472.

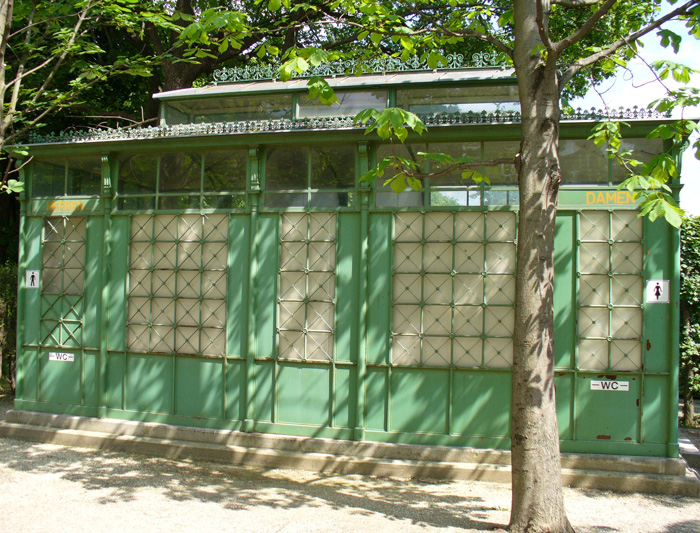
453;306;482;336
612;243;642;273
394;212;423;241
486;212;516;241
455;212;484;241
454;243;484;273
393;274;422;304
424;212;453;241
454;337;482;367
484;275;515;305
579;275;610;306
424;274;453;304
611;211;642;241
579;307;609;338
423;305;452;336
485;243;515;273
484;338;512;367
424;243;452;273
127;214;228;356
612;276;643;306
484;307;514;337
454;274;483;305
276;213;336;361
393;305;422;335
579;339;608;370
394;243;422;272
392;336;421;366
580;211;609;241
423;336;451;366
611;340;642;371
579;243;609;273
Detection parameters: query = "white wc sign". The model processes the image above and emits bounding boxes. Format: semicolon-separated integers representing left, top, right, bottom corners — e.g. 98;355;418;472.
646;280;670;304
591;380;629;391
49;352;74;362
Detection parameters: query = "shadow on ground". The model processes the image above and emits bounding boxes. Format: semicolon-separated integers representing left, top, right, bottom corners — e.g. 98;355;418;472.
0;437;505;531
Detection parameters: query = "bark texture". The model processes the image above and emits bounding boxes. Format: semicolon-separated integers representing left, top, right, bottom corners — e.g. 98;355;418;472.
509;1;573;532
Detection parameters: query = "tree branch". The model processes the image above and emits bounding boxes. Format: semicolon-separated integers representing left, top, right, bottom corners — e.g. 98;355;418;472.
552;0;616;53
552;0;607;6
559;0;700;90
537;0;556;52
404;158;514;181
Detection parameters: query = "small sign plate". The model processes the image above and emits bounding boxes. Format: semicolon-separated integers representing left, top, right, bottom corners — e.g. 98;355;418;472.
25;270;40;289
646;280;670;304
49;352;74;362
591;380;629;391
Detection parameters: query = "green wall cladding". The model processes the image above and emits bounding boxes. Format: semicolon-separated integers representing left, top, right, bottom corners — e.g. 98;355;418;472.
14;206;678;458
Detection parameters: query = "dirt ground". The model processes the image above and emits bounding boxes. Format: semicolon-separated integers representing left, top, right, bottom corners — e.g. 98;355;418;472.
1;392;699;533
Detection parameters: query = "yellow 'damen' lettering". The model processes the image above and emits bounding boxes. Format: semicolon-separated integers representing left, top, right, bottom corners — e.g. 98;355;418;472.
47;200;86;213
585;191;634;205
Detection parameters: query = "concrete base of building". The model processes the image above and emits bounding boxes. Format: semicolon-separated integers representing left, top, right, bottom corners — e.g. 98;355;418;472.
1;409;699;497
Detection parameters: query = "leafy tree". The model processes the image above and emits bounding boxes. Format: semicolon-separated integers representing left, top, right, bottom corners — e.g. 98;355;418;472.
681;216;700;425
244;1;700;531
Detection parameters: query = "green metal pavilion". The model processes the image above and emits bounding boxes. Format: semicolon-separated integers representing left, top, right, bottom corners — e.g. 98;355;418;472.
12;55;681;459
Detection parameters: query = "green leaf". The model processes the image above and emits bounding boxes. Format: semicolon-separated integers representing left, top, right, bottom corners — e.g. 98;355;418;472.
389;174;407;193
269;0;281;11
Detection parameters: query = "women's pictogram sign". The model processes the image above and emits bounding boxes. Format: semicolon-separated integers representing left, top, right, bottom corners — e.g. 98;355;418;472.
645;280;670;304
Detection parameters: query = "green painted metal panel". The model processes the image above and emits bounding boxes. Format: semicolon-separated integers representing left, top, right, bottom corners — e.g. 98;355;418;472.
255;214;278;359
452;370;510;437
18;348;39;401
254;361;274;422
366;367;387;431
23;217;43;347
555;373;574;440
225;360;246;420
174;357;224;419
83;350;99;406
84;216;103;349
39;349;82;405
106;352;125;409
643;218;674;373
108;216;130;352
390;368;449;434
367;213;392;365
335;213;361;362
125;354;173;414
574;374;640;442
277;364;331;426
553;212;575;369
227;215;250;357
642;376;669;444
334;366;356;428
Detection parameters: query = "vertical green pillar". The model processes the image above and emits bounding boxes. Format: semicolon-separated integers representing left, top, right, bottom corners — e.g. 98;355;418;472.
243;147;260;433
354;144;370;441
14;163;28;404
98;155;112;417
668;222;680;457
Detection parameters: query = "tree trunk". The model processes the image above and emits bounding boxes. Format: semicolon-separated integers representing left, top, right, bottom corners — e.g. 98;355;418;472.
509;2;573;532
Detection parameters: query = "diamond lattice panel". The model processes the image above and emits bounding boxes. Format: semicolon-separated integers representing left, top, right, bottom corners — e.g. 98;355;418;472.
391;211;515;368
276;213;337;362
41;217;86;347
126;214;228;356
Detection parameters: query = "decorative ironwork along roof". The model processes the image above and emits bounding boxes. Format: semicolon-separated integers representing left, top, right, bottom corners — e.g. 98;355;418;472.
25;106;669;146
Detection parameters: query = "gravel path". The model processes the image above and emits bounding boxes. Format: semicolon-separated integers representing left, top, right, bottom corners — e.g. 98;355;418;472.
1;393;699;532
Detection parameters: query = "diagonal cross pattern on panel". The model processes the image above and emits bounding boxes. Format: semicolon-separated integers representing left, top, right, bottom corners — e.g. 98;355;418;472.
390;211;516;368
277;213;337;362
126;214;228;356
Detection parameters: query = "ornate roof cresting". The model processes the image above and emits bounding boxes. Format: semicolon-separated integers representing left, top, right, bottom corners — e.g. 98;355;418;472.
25;106;669;146
212;53;508;84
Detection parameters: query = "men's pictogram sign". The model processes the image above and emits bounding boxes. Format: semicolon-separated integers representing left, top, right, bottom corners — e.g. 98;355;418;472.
645;280;670;304
25;270;40;289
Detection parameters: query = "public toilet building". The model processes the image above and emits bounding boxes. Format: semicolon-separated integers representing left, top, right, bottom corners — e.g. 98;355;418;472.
12;58;681;459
